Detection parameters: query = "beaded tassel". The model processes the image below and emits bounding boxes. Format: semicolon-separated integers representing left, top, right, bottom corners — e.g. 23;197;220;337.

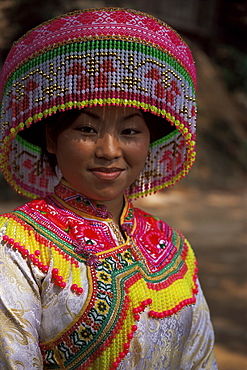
0;215;83;294
1;216;50;273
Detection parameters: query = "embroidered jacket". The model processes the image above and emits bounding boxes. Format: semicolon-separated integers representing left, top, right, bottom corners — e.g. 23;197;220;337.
0;181;217;369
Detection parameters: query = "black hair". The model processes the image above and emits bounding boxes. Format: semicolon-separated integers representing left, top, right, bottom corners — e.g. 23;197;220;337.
142;112;176;142
18;109;82;172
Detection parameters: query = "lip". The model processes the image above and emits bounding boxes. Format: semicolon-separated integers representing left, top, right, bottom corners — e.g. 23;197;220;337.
89;167;124;181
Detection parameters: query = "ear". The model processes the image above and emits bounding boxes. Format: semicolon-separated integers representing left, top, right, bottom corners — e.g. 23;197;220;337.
45;124;56;154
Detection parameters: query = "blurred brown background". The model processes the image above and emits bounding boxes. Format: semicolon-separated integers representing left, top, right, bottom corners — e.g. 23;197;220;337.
0;1;247;369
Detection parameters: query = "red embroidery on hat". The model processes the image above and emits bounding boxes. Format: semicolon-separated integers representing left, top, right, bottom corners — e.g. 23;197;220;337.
145;67;162;81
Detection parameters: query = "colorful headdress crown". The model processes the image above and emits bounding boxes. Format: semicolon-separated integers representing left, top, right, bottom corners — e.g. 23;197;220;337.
0;8;197;199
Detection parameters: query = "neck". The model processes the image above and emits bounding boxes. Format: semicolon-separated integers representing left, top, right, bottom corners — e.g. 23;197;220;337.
100;196;125;226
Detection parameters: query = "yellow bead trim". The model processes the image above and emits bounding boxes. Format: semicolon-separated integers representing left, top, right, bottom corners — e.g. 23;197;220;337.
0;215;84;293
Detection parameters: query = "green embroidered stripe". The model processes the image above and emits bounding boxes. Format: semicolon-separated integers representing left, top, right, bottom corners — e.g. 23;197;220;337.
16;134;42;153
13;210;82;260
118;253;184;282
149;129;180;148
11;210;186;284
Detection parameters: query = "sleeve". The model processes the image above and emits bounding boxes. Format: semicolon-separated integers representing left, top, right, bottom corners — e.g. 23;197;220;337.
0;222;44;369
181;279;218;370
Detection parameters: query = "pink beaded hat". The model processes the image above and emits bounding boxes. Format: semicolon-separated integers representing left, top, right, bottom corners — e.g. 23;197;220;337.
0;8;197;199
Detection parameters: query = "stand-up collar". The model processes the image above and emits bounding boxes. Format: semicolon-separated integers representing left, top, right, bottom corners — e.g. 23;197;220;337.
53;180;135;236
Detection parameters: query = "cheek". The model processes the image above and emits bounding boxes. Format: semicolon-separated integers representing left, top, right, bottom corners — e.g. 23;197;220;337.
137;138;150;158
128;141;149;169
55;138;86;167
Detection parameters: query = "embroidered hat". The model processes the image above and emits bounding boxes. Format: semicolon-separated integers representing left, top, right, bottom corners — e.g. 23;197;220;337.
0;8;197;199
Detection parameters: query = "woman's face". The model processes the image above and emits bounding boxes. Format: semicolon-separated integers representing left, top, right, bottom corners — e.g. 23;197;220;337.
46;106;150;203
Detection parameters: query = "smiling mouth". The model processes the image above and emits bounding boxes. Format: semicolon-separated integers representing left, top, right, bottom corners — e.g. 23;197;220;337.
89;168;124;180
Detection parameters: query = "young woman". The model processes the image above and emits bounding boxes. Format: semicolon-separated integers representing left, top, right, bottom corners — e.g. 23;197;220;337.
0;8;217;369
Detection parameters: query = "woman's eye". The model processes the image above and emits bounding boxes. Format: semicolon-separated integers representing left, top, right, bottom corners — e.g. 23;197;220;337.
78;126;97;134
121;128;140;135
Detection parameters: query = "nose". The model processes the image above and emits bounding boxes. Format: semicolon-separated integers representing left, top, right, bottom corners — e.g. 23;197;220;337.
95;133;122;160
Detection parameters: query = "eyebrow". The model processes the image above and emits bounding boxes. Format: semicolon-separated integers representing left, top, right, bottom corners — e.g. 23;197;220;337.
81;110;101;120
123;113;143;121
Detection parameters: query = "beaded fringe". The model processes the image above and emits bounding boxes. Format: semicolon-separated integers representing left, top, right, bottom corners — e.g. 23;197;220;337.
1;35;196;199
0;215;83;293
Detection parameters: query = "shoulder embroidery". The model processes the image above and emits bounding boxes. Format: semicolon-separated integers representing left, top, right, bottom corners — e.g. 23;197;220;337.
0;206;83;293
0;203;198;370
